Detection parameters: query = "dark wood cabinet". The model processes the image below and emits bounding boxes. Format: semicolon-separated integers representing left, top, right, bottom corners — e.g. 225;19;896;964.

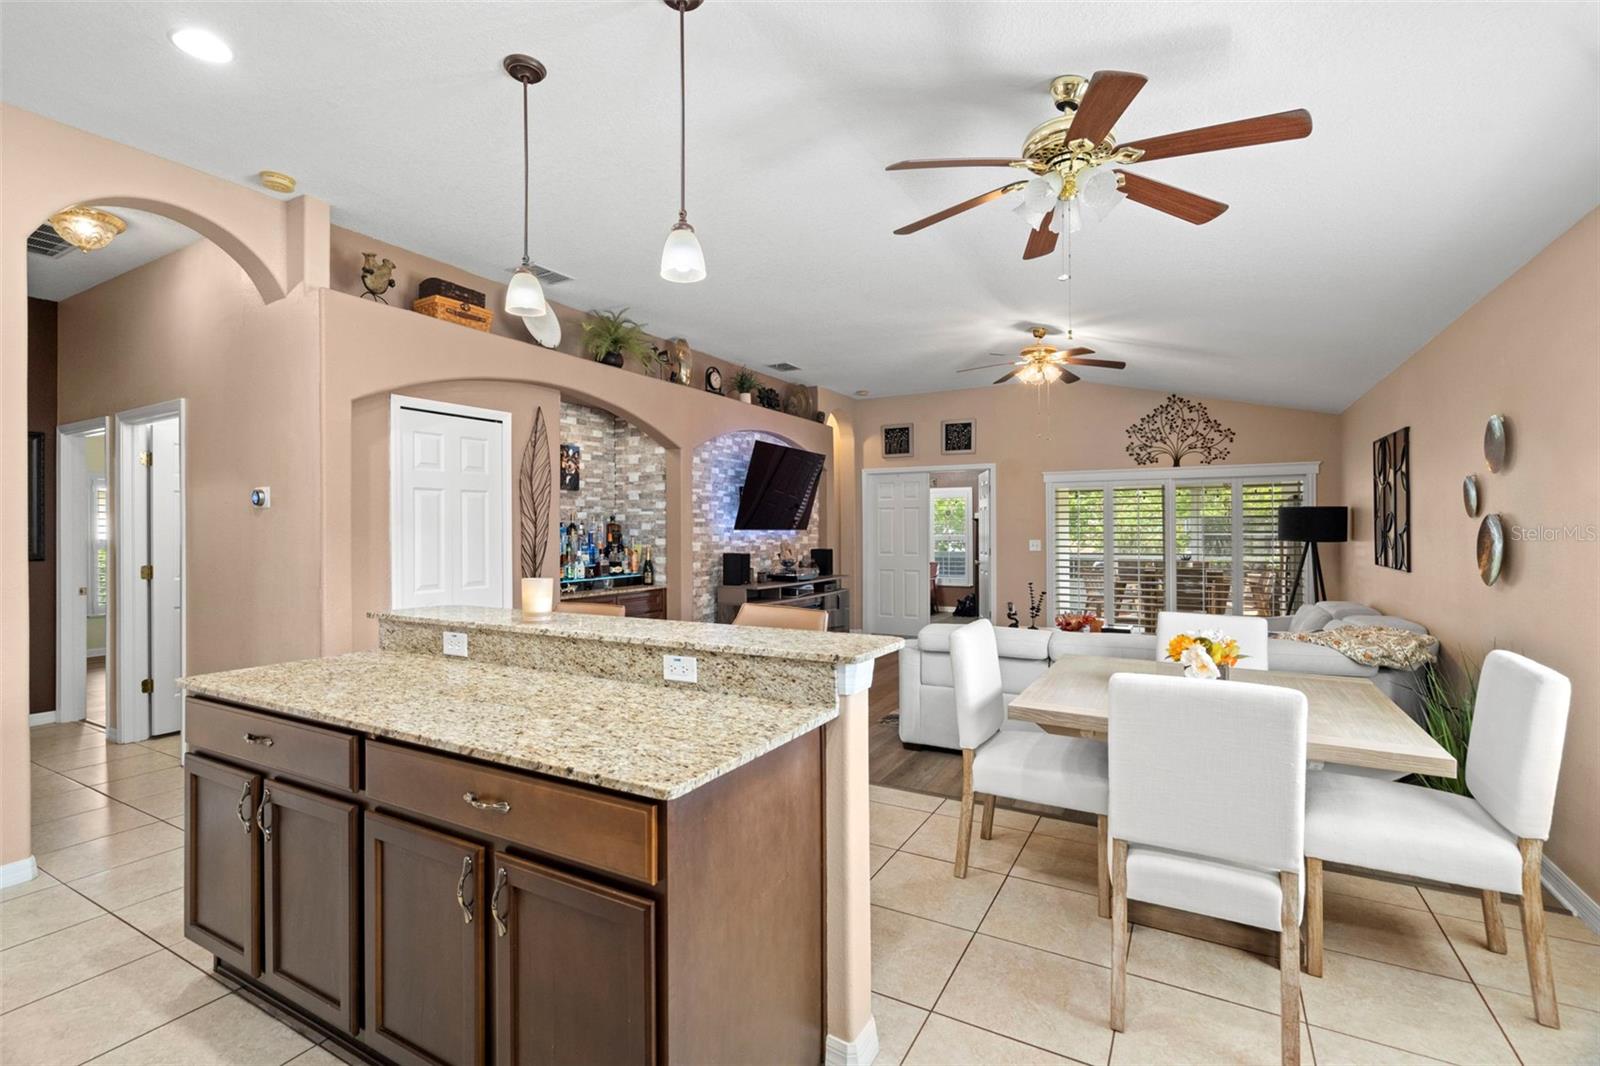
364;811;487;1066
260;778;360;1034
491;852;655;1066
184;753;261;976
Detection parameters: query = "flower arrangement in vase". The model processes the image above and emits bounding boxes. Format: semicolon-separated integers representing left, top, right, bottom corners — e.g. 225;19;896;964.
1165;630;1246;680
1056;610;1103;633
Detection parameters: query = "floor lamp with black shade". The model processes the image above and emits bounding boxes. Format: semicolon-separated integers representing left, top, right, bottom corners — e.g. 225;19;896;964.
1278;505;1348;607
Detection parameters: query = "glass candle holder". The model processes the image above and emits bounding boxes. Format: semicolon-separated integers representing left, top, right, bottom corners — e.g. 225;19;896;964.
521;577;554;620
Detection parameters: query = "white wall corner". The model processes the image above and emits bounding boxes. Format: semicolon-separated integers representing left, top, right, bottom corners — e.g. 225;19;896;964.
28;710;59;727
836;660;876;697
824;1014;879;1066
0;855;38;890
1541;855;1600;937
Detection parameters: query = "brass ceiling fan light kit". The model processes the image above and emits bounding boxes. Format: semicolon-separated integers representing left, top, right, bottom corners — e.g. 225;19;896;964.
960;326;1128;387
887;70;1312;258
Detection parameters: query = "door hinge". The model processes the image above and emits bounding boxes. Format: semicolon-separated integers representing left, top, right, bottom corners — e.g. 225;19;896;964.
139;564;154;581
138;451;153;467
140;678;154;695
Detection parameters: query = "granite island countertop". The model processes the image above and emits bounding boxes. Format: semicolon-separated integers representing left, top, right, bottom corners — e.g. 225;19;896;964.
181;651;837;800
375;606;904;665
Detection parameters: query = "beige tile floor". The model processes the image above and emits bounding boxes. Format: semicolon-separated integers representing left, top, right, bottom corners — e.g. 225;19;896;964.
6;723;1597;1065
866;785;1600;1066
2;721;331;1066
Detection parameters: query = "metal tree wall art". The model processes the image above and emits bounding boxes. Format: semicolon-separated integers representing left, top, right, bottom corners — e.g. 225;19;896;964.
1125;394;1237;467
520;407;552;578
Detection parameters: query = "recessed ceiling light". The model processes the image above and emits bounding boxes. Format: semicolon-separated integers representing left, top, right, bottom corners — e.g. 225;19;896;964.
170;27;233;64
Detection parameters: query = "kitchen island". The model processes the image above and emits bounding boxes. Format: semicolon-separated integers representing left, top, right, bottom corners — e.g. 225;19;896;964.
182;608;900;1066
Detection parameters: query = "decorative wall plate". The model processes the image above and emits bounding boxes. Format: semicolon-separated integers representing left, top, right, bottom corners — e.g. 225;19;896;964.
1477;513;1504;586
1463;475;1479;517
1484;415;1508;472
522;311;561;348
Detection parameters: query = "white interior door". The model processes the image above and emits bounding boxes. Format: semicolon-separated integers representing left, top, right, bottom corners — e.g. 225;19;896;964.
54;423;100;724
976;469;993;620
147;417;184;735
391;398;511;610
865;472;931;637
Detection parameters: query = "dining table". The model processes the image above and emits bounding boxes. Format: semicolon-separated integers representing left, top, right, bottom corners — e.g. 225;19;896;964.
1007;654;1456;778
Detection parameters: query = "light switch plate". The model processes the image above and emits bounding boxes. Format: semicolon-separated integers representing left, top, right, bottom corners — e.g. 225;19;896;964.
1029;539;1042;551
663;654;698;684
443;631;469;657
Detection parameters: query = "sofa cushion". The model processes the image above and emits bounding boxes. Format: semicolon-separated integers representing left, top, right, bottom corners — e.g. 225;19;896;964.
1326;614;1430;636
1263;638;1378;678
1288;603;1335;633
1048;630;1161;661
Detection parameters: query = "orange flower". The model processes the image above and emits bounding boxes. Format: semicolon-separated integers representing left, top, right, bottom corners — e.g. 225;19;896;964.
1166;634;1195;662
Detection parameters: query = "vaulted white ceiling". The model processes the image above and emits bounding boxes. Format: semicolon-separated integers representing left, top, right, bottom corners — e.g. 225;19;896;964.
3;2;1595;411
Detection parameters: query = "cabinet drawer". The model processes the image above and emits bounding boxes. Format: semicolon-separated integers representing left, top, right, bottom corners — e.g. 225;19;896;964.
187;698;358;793
366;741;658;885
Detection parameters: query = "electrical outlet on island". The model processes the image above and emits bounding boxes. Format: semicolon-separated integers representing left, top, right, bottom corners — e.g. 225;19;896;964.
663;654;698;684
443;631;469;657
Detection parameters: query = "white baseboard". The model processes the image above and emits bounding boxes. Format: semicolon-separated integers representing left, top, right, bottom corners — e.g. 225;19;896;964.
0;856;38;890
1541;855;1600;936
86;646;106;658
28;710;59;727
825;1016;879;1066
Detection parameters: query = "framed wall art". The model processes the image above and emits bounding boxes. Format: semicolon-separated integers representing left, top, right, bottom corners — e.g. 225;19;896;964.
881;424;913;459
941;418;975;455
559;442;581;491
1373;426;1410;571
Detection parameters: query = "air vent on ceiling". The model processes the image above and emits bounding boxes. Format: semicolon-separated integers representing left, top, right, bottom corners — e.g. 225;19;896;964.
27;223;74;259
531;264;570;285
766;361;802;372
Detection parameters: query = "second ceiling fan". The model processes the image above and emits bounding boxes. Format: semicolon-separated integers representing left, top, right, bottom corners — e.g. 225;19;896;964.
887;70;1311;258
961;327;1126;386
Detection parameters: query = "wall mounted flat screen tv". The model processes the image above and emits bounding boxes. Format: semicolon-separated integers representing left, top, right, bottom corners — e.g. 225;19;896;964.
734;441;825;531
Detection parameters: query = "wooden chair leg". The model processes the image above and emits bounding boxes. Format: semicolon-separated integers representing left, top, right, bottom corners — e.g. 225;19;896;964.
1517;839;1560;1029
1304;857;1324;978
1280;870;1302;1066
980;794;996;840
954;749;975;879
1110;839;1129;1033
1096;815;1111;920
1481;890;1508;954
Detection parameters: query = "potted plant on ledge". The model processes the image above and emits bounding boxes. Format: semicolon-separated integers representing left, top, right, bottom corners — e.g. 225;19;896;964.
582;309;649;369
733;367;758;404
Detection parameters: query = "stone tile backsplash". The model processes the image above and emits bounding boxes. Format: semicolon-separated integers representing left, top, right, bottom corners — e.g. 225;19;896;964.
560;401;668;583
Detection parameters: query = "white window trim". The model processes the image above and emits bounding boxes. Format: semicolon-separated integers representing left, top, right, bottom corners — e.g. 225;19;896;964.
1042;462;1320;623
930;486;974;587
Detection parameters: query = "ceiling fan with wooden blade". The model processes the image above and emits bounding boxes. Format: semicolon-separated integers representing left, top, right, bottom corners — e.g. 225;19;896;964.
961;327;1126;387
885;71;1310;255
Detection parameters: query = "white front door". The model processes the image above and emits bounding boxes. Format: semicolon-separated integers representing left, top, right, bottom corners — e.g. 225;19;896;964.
865;472;931;637
391;397;511;610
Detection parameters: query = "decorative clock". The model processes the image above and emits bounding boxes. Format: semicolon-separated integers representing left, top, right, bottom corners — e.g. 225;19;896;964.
704;366;723;394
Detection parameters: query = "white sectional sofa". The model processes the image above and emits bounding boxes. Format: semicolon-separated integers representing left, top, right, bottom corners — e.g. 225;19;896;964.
897;601;1431;750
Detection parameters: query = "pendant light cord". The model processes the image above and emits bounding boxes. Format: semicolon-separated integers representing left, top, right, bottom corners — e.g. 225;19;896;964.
677;3;688;221
521;80;531;266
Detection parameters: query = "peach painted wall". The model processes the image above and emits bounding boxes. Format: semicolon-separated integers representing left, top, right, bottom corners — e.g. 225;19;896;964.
851;382;1343;623
55;240;326;678
1;105;326;870
1334;209;1600;900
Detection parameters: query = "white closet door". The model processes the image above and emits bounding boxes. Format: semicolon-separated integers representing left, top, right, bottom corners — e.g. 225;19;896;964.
148;417;184;736
392;401;509;610
865;472;931;637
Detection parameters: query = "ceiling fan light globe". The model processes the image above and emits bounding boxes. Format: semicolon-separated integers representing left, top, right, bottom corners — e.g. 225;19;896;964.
660;221;707;283
505;265;548;317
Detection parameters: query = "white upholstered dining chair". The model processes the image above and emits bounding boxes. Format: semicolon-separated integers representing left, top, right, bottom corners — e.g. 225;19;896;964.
1154;611;1270;669
949;619;1111;914
1107;672;1308;1066
1304;649;1571;1028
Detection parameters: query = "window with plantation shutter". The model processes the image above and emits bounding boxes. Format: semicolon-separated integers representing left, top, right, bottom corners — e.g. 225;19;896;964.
1110;486;1166;630
1052;487;1105;616
931;487;973;585
1045;464;1316;628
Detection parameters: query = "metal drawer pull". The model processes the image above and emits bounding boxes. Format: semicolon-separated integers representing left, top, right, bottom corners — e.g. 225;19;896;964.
456;855;475;925
236;781;254;834
255;786;273;845
462;792;510;814
491;867;509;938
243;732;274;747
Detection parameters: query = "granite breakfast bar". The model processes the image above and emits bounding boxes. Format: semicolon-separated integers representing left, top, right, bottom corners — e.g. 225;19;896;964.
181;607;901;1066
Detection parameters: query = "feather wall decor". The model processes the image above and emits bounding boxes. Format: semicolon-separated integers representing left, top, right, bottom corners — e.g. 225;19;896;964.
520;407;552;578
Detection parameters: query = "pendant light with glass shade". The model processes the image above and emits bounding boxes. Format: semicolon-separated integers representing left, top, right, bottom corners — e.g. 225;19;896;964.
503;54;550;317
659;0;706;283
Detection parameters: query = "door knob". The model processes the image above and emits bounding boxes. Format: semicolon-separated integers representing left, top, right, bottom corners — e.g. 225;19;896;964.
78;587;88;596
